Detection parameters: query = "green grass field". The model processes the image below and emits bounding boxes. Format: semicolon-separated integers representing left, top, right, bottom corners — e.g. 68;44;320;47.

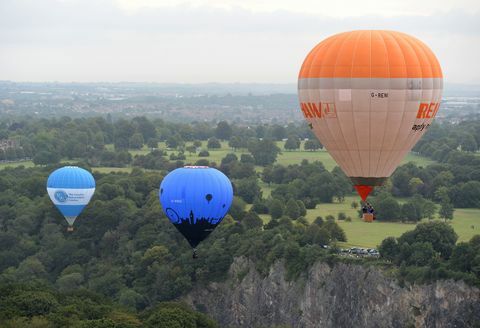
301;196;480;248
0;160;35;169
100;141;437;171
93;167;133;174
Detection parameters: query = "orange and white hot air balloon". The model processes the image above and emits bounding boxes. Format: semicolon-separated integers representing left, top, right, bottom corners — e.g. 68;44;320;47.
298;30;443;201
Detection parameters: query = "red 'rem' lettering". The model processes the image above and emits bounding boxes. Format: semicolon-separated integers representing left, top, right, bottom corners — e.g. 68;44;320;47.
416;102;440;119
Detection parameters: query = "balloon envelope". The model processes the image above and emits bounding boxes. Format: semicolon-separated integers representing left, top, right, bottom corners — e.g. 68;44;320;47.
298;30;443;200
159;166;233;248
47;166;96;227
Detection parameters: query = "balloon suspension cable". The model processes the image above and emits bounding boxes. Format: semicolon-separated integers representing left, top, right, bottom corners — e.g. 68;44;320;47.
192;248;198;259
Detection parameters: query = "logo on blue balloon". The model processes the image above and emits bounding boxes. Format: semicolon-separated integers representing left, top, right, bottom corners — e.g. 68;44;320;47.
54;190;68;203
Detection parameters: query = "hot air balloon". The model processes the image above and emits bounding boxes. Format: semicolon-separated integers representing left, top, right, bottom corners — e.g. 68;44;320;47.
47;166;96;231
159;166;233;258
298;30;443;201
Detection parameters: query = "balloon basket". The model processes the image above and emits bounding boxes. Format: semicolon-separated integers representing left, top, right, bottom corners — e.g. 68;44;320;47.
363;213;374;223
67;226;74;232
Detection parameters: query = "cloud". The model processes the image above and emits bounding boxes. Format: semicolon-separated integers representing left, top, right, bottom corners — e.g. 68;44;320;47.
0;0;478;83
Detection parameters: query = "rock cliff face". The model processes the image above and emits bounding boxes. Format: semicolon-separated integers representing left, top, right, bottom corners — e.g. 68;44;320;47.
185;258;480;328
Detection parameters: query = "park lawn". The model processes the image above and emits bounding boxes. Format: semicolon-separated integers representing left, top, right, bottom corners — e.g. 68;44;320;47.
129;146;152;156
450;208;480;243
277;150;338;170
0;160;35;169
259;181;273;198
277;148;434;171
100;141;435;174
305;196;360;221
299;195;480;248
402;153;435;167
93;167;132;174
336;221;417;248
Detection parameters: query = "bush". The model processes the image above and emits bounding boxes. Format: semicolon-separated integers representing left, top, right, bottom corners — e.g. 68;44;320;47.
169;153;186;161
325;215;335;222
198;150;210;157
195;159;210;166
207;138;221;149
337;212;347;221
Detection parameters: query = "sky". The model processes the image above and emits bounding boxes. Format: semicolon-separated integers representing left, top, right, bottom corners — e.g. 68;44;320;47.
0;0;479;84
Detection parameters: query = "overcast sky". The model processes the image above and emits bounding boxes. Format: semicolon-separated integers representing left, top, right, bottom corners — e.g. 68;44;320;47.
0;0;479;84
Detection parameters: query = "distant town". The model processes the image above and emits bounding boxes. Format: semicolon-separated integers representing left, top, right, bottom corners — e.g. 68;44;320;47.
1;81;479;124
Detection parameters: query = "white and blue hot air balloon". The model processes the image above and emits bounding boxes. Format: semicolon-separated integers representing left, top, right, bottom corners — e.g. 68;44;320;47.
46;166;96;231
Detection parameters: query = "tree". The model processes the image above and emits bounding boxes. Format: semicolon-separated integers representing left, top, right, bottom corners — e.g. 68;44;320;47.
147;138;158;149
228;136;242;150
323;220;346;242
33;150;60;165
271;125;287;141
297;200;307;216
401;202;418;221
4;147;16;160
185;145;196;154
248;139;280;166
129;133;144;149
304;139;321;151
460;133;478;152
229;197;246;220
132;116;157;142
221;153;238;165
145;303;217;328
373;195;401;221
235;178;262;203
302;224;330;246
166;135;183;149
453;181;480;208
398;221;457;259
269;199;284;220
240;154;254;164
407;242;436;266
215;121;232;140
439;199;454;222
449;242;476;273
207;137;221;149
378;237;399;262
409;177;424;195
284;199;300;219
423;200;437;220
284;136;300;151
242;210;263;230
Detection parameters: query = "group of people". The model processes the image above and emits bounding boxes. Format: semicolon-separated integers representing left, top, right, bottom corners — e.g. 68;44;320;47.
361;202;376;221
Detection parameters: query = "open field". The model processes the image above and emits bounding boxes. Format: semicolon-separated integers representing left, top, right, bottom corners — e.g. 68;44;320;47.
1;141;435;173
0;160;35;169
301;196;480;248
93;167;133;174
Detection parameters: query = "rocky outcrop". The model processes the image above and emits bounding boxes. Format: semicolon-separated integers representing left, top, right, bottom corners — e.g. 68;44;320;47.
185;257;480;328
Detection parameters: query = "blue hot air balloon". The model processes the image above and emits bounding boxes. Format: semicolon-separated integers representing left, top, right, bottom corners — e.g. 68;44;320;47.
47;166;96;231
159;166;233;257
